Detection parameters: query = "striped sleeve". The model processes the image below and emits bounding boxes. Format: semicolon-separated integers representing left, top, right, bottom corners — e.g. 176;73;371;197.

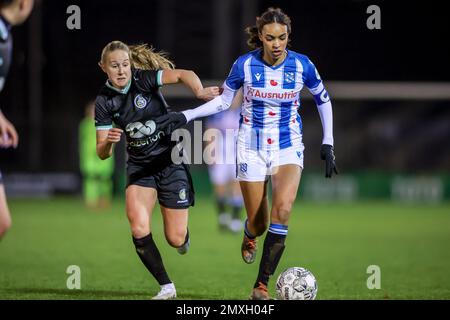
303;57;330;106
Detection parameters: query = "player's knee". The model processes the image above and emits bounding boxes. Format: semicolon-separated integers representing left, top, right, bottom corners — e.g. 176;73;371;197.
0;217;12;238
129;220;150;239
165;230;186;248
272;202;293;224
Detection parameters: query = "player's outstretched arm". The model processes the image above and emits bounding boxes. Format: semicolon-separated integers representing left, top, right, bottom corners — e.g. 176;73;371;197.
153;94;227;136
161;69;220;101
176;83;238;124
96;128;123;160
181;95;226;122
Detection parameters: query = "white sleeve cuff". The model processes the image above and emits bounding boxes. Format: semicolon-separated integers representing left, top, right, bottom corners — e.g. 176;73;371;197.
96;125;113;130
316;101;334;146
156;70;163;87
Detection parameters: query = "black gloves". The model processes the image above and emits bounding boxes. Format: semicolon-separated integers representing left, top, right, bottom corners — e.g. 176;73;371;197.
320;144;339;178
154;112;187;136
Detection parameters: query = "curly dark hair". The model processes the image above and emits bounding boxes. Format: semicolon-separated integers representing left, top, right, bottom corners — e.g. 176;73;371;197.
245;7;292;50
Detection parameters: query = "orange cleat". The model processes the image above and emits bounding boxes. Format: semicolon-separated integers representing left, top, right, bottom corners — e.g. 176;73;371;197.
250;282;271;300
241;235;257;264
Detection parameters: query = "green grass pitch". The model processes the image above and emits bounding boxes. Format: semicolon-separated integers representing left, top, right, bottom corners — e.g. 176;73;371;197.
0;197;449;299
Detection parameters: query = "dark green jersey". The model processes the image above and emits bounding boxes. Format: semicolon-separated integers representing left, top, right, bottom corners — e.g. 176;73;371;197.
95;69;176;165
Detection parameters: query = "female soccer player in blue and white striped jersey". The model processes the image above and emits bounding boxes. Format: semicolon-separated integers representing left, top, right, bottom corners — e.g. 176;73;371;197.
160;7;338;299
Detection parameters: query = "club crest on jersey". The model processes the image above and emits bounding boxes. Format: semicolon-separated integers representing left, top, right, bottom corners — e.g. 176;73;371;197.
254;73;262;82
134;94;148;109
284;72;295;83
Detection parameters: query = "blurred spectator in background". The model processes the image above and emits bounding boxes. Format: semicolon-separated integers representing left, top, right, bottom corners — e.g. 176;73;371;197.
79;101;114;209
205;90;243;233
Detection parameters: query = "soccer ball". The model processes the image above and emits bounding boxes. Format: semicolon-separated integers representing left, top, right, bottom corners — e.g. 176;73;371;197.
275;267;318;300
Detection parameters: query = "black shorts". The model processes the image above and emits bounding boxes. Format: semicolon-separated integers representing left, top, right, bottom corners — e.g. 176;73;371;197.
127;159;195;209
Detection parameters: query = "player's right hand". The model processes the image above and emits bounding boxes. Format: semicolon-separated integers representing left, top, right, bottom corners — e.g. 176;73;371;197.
106;127;123;143
196;86;220;101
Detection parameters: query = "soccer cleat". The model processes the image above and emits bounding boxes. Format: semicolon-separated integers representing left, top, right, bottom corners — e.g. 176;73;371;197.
250;282;271;300
241;234;257;264
152;283;177;300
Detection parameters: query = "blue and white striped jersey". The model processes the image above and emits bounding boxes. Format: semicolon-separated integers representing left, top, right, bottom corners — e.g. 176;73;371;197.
222;49;330;150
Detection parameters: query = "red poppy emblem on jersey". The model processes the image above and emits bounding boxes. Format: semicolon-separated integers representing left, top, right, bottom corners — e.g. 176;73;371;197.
244;116;249;123
267;138;273;144
292;119;296;123
268;111;276;116
270;80;278;86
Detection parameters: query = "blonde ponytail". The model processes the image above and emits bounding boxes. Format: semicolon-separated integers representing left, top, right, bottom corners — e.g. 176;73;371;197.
129;44;175;70
100;41;175;70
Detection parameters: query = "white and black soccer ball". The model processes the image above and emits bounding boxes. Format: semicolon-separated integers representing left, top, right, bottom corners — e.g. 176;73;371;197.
275;267;318;300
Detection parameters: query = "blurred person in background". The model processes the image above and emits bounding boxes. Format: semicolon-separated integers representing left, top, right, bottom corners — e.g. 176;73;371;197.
205;90;244;233
0;0;34;239
95;41;221;299
79;101;115;210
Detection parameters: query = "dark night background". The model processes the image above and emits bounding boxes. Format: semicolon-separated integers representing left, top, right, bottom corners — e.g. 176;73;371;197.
1;0;449;178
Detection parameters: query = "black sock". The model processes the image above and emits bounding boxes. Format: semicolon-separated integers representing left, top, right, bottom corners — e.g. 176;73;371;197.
254;227;287;288
216;197;227;214
133;233;171;285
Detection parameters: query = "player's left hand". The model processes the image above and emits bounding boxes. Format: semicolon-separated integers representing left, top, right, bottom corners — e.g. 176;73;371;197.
154;112;187;136
0;114;19;149
196;86;220;101
320;144;338;178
